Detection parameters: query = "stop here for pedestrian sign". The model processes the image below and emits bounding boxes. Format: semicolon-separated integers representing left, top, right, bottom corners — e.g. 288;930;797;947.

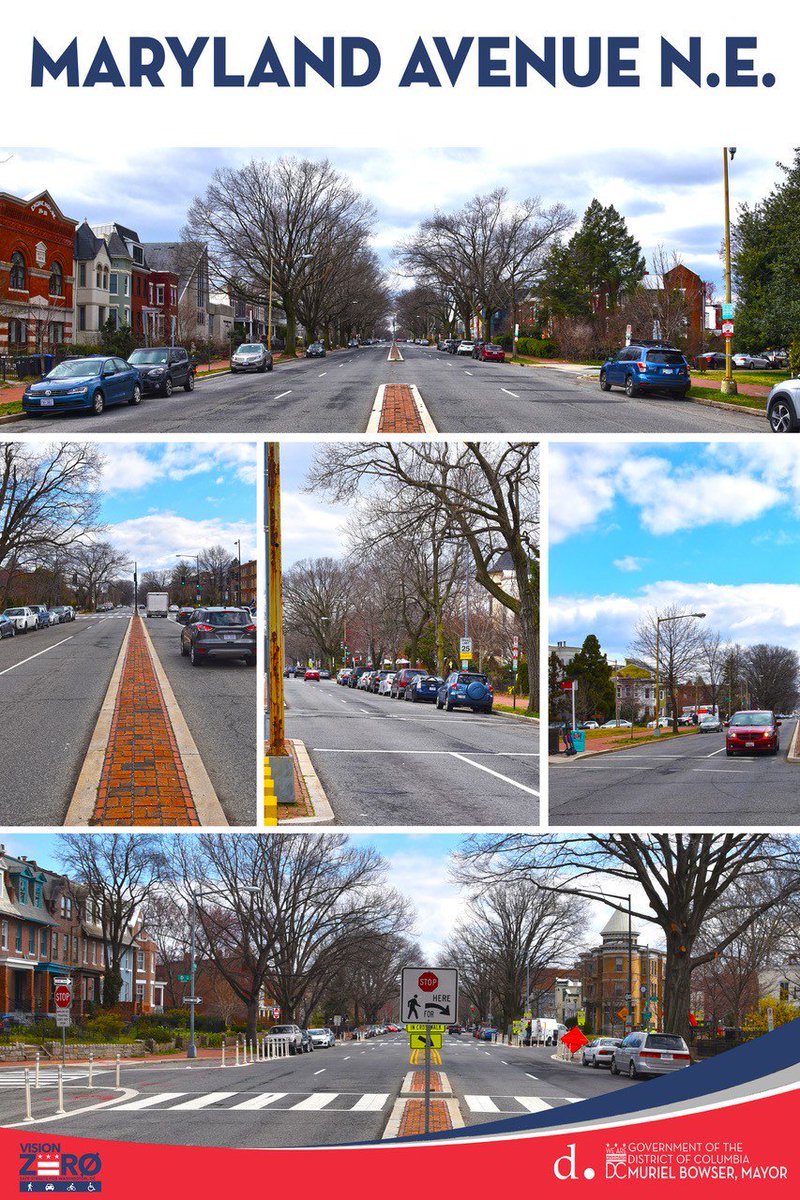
401;967;459;1026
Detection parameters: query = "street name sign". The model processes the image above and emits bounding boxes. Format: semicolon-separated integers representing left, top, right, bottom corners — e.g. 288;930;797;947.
409;1030;442;1049
401;967;459;1026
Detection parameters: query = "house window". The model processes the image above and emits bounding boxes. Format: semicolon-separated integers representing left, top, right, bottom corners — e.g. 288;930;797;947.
78;306;87;331
124;275;129;297
19;878;28;905
83;939;88;964
8;318;27;346
51;931;58;959
91;942;96;965
137;949;145;972
28;927;35;954
109;273;118;295
79;264;86;287
15;924;22;952
135;982;145;1004
72;935;78;961
34;882;43;907
133;245;144;265
614;957;623;973
49;323;64;346
1;920;7;950
170;286;177;306
40;929;47;956
49;262;63;297
10;250;27;289
87;977;94;1002
156;285;164;306
124;307;130;326
148;283;153;304
103;267;109;288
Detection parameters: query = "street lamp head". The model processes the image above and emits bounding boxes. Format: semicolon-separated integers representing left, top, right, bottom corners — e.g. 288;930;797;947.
694;612;707;619
729;147;737;160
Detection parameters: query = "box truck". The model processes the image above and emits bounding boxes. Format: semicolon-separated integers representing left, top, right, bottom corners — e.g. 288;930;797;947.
146;592;169;618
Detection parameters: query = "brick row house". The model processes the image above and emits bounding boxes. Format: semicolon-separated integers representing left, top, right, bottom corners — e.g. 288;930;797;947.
0;846;162;1021
0;190;76;357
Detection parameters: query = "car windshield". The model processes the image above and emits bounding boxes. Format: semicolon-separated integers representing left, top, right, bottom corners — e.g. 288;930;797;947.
237;344;262;353
199;610;251;627
646;1034;686;1050
270;1025;294;1034
308;1028;324;1034
129;349;169;364
730;711;773;726
4;608;24;615
48;359;104;378
646;350;685;365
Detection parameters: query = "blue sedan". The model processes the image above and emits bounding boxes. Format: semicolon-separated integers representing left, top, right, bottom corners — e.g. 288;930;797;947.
23;356;142;417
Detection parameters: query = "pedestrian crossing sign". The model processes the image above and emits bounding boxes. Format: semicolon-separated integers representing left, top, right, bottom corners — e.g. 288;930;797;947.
409;1030;442;1049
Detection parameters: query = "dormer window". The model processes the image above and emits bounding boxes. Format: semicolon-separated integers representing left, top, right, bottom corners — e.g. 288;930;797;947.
19;878;28;904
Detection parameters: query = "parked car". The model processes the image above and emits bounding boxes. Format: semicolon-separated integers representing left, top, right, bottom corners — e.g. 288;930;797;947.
308;1027;336;1048
168;604;180;612
180;607;256;667
447;1024;462;1035
646;716;672;729
436;671;493;714
581;1037;623;1068
405;674;444;703
698;714;723;733
50;606;72;624
725;710;781;756
24;356;142;416
230;342;273;373
378;672;395;695
601;719;633;728
456;340;475;355
610;1031;692;1079
476;343;506;362
357;670;373;690
128;346;195;395
319;668;331;680
370;670;391;693
579;720;600;730
348;339;359;348
337;668;352;685
391;667;428;699
298;1029;315;1053
348;666;372;689
766;378;800;433
266;1024;304;1055
694;351;727;370
304;668;321;681
2;606;38;633
600;344;690;398
731;352;771;370
176;607;195;626
479;1027;498;1041
0;614;16;639
444;339;460;353
763;348;789;368
29;604;52;629
305;342;326;358
470;341;485;358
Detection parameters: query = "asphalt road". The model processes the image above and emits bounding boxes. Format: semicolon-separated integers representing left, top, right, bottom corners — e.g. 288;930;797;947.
0;1037;633;1148
145;615;257;825
15;344;763;434
0;611;128;823
549;720;800;826
284;678;539;825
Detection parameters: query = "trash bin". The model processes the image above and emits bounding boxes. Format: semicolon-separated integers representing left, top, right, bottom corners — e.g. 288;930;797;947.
548;726;561;755
42;354;54;374
571;729;586;753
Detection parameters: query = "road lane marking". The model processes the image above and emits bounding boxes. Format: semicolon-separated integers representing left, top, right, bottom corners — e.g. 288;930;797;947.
0;636;74;676
515;1096;552;1112
229;1092;287;1110
169;1091;238;1110
314;1068;326;1075
113;1092;188;1110
464;370;473;375
449;752;540;797
465;1095;500;1112
273;391;292;399
706;747;726;757
291;1093;339;1110
318;372;327;377
351;1093;390;1111
525;1073;539;1080
501;388;520;399
343;1056;350;1060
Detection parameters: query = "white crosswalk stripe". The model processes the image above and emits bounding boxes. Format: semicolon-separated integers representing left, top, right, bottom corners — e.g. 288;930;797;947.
109;1090;390;1113
0;1070;101;1086
464;1094;577;1114
465;1095;500;1112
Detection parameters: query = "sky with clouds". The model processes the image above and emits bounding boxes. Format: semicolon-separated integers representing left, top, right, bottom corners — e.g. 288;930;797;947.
277;443;351;568
91;441;257;572
549;441;800;662
1;143;795;293
2;832;663;962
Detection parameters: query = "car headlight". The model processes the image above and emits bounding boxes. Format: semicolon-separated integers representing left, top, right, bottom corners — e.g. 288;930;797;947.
64;387;89;395
148;368;165;376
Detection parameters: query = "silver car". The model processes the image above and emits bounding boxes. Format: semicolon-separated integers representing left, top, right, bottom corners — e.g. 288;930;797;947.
611;1031;691;1079
308;1027;336;1048
266;1023;303;1054
581;1037;622;1068
230;342;273;373
698;715;723;732
766;378;800;433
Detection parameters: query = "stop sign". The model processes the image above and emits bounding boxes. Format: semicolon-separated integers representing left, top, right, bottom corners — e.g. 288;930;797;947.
418;971;438;992
54;984;72;1010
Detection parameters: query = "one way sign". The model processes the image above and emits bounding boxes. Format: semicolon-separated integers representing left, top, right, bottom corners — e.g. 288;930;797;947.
401;967;459;1027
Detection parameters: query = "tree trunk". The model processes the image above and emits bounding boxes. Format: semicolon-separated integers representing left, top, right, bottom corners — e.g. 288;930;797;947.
284;303;297;355
246;997;259;1042
102;966;123;1009
663;932;695;1040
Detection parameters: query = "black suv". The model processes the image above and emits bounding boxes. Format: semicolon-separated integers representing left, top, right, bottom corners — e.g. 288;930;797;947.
128;347;196;396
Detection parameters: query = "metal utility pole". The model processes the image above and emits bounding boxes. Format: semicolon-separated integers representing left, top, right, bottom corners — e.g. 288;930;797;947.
722;147;738;396
654;611;706;733
234;538;242;606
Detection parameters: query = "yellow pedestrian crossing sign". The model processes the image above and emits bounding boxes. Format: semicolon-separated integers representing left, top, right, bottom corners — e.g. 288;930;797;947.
409;1030;442;1049
405;1024;445;1034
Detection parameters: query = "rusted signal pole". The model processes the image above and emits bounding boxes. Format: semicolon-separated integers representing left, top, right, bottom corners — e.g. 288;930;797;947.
266;443;288;756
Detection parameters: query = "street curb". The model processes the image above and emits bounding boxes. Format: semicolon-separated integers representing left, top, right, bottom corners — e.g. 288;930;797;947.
382;1097;407;1139
279;738;335;824
788;719;800;764
410;384;438;433
550;730;696;764
493;709;539;723
65;617;134;825
381;1096;463;1140
569;374;768;420
138;617;228;826
366;384;386;432
400;1070;453;1096
2;1086;137;1127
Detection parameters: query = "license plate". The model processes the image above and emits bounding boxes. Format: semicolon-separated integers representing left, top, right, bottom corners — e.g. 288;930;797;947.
40;398;54;406
663;368;675;374
221;633;237;641
662;1053;673;1060
745;741;755;747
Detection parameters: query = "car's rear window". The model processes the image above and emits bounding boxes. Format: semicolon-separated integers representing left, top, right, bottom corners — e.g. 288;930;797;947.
484;344;502;351
730;711;772;726
270;1025;294;1034
200;610;251;627
646;350;685;365
645;1034;686;1050
458;673;488;684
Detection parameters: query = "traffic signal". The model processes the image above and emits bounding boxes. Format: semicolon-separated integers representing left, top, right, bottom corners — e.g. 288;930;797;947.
181;573;186;586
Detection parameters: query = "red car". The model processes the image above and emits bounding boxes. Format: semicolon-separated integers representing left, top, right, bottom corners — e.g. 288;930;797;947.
478;344;505;362
725;710;781;756
304;668;320;681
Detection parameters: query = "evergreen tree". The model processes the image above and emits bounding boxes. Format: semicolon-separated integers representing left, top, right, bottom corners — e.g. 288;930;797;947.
565;634;616;723
538;199;645;321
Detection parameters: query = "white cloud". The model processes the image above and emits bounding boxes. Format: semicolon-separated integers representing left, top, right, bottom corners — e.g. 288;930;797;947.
100;443;257;493
280;492;350;566
380;849;465;960
106;513;257;573
613;556;647;573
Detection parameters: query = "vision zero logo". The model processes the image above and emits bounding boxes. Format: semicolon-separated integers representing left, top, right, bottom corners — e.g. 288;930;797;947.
18;1143;102;1193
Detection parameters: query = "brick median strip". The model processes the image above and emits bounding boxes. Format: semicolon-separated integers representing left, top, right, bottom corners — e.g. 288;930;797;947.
366;384;438;434
92;617;200;825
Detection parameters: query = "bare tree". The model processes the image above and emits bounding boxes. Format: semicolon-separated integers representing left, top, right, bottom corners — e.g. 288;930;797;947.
455;834;800;1039
622;246;690;347
629;605;705;732
68;539;129;610
699;628;725;717
283;557;352;669
744;644;800;714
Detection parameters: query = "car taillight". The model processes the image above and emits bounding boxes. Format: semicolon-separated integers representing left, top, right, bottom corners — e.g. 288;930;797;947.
673;1052;691;1060
450;684;458;690
244;624;256;633
639;1050;661;1058
487;683;493;693
195;623;214;632
637;361;646;370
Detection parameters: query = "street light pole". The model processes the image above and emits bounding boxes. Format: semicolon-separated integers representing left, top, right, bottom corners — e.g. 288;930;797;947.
654;611;706;732
266;444;288;756
722;147;738;397
234;539;242;606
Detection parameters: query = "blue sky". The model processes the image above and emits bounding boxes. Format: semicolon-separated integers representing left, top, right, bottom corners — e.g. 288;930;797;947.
94;441;257;572
274;442;353;568
549;442;800;661
2;144;794;293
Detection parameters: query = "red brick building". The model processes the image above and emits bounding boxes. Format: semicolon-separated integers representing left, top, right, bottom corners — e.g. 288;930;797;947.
144;270;179;344
0;190;77;356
